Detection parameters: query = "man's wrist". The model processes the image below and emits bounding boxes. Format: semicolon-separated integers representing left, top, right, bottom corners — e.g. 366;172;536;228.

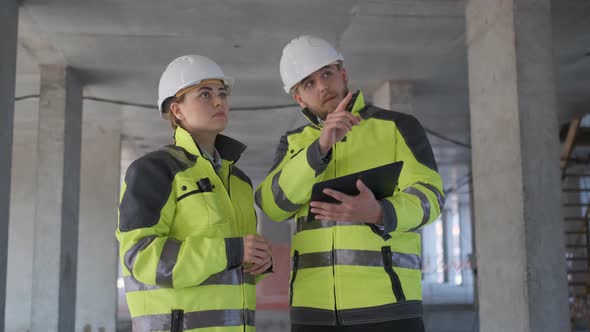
319;141;331;155
372;203;384;224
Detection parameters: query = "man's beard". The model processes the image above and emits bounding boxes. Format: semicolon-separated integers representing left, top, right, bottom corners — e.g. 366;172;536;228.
315;87;349;121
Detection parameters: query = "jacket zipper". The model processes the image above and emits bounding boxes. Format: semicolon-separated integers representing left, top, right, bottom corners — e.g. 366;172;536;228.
228;164;246;331
227;165;233;199
382;246;406;301
170;309;184;332
331;144;341;325
241;266;246;332
290;250;299;305
176;189;207;202
332;230;341;325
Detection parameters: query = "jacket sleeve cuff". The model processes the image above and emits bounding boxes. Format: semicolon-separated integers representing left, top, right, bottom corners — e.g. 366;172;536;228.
225;237;243;269
264;255;274;274
379;199;398;237
307;139;331;176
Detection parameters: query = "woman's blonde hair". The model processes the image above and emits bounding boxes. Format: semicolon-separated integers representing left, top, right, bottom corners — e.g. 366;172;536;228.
165;94;186;131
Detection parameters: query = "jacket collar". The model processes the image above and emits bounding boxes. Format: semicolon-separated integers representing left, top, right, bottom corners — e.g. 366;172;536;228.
174;126;246;162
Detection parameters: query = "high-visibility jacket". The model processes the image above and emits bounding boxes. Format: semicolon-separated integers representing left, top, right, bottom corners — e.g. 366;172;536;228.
255;91;444;325
116;126;258;332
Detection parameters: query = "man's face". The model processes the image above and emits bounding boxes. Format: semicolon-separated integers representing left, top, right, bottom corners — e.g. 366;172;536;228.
292;64;349;120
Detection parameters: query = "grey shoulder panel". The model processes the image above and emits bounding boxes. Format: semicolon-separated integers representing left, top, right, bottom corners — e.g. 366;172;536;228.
119;147;195;232
362;106;438;172
232;166;252;188
286;124;309;136
268;125;312;174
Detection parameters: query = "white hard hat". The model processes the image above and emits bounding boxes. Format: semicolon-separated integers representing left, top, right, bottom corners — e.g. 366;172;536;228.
279;35;344;94
157;54;234;119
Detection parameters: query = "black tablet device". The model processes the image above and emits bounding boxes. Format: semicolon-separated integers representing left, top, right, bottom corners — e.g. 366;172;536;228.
306;161;403;222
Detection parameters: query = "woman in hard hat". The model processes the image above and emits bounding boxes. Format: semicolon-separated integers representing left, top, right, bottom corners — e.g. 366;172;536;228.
116;55;271;331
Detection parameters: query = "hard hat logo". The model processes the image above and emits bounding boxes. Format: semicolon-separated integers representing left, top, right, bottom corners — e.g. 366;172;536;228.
157;55;233;119
279;35;344;94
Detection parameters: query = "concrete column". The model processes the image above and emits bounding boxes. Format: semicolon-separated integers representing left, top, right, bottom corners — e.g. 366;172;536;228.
372;80;413;115
468;175;478;306
6;93;39;332
31;65;82;332
0;2;18;330
441;209;450;283
458;200;474;288
466;1;569;331
75;102;121;332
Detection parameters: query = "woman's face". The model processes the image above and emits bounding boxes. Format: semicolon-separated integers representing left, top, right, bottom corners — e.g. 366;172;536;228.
170;81;230;134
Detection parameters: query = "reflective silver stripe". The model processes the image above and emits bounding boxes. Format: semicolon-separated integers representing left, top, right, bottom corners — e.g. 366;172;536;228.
295;217;360;234
391;251;422;270
336;250;382;266
201;269;256;286
156;238;181;287
296;251;333;269
271;171;302;212
123;236;157;273
417;182;445;212
403;187;430;231
124;275;161;292
132;309;255;330
295;249;421;270
125;269;254;293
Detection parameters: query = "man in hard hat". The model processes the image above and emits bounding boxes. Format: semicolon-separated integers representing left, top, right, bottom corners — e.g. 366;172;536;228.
255;35;444;331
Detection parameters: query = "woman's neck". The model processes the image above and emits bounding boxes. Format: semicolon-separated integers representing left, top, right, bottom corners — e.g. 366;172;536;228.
190;130;217;156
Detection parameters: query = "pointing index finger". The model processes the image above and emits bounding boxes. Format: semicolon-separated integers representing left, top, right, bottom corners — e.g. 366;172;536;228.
334;92;353;113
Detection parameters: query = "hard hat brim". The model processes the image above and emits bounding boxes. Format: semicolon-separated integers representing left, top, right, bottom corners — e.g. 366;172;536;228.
158;76;234;118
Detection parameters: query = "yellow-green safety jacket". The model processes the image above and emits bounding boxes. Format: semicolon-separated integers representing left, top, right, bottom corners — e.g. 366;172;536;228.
116;126;259;332
255;91;444;326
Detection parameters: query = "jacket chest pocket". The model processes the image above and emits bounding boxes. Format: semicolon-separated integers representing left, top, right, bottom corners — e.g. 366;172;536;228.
287;137;315;160
175;178;226;230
